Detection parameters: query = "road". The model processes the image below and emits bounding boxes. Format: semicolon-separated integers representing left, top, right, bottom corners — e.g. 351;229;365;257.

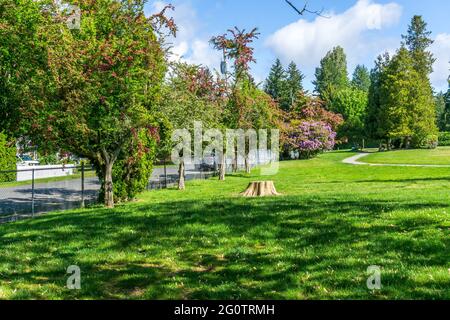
0;165;214;223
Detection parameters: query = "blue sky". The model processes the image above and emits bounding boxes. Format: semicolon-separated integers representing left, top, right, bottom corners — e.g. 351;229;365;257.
146;0;450;92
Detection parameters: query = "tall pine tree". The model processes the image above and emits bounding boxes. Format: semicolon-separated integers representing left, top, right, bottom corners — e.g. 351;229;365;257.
264;58;286;104
402;15;436;77
380;47;437;148
366;53;390;143
351;65;371;92
284;61;305;108
313;46;349;103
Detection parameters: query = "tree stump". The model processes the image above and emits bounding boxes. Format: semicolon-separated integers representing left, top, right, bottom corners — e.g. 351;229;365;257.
242;181;280;197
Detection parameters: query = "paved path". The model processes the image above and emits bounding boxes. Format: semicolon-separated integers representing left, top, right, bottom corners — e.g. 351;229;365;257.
343;153;450;167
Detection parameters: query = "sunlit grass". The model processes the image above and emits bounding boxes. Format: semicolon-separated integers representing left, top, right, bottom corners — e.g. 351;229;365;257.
0;151;449;299
363;147;450;165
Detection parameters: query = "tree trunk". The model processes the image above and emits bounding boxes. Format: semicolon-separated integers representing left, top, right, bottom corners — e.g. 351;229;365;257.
232;146;238;173
218;156;225;181
104;161;114;208
245;155;251;174
178;160;185;190
242;181;280;197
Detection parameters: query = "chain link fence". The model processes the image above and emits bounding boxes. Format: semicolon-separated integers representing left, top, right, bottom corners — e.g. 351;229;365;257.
0;163;217;224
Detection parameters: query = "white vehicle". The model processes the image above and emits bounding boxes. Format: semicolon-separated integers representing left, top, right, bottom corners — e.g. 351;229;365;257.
16;155;40;166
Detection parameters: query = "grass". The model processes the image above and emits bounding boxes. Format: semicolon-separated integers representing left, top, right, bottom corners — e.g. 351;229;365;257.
0;150;449;299
0;171;96;189
363;147;450;165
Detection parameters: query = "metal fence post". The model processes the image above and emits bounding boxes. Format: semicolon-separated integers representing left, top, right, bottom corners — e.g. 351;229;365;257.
81;162;85;208
163;158;167;188
31;168;35;218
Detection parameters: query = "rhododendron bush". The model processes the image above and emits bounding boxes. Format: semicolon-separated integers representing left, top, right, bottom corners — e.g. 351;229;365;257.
288;121;337;159
285;92;343;159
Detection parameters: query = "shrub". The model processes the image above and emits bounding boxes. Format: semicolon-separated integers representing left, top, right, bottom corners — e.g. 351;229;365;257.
0;132;16;182
438;132;450;146
96;128;158;203
288;121;337;159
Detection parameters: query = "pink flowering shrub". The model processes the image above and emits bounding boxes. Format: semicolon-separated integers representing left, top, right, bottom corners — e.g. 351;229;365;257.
288;121;337;159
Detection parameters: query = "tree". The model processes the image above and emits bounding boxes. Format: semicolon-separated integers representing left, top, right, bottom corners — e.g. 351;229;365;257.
20;0;174;208
0;131;16;182
0;0;49;137
351;65;371;92
211;27;267;176
313;46;349;103
264;58;287;107
366;53;390;144
160;63;225;189
329;87;368;146
284;61;305;109
380;47;438;148
435;92;447;131
402;15;435;77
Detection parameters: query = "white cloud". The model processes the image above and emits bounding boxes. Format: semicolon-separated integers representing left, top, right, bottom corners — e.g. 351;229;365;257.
431;33;450;91
265;0;402;72
149;1;221;70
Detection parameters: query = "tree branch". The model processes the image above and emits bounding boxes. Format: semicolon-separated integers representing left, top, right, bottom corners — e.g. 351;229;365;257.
284;0;330;18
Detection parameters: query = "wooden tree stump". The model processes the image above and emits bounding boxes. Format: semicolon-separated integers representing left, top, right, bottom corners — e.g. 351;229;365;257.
242;181;280;197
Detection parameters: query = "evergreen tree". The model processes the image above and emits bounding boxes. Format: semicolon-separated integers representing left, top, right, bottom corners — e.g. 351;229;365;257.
313;46;349;103
435;92;447;131
402;15;435;77
351;65;371;92
284;61;305;109
366;53;390;142
264;59;287;103
380;47;438;148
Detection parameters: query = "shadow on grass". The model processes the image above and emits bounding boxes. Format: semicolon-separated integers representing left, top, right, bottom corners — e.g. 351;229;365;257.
0;195;449;299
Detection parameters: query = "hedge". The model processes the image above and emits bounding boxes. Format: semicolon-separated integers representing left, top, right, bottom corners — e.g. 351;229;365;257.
438;132;450;146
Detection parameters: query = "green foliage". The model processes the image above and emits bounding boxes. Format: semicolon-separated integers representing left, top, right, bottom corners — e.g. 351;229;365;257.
12;0;172;206
284;61;305;109
402;15;435;76
366;53;390;141
313;46;349;103
435;92;447;131
264;60;304;111
380;47;438;148
329;87;368;145
438;132;450;146
264;59;286;106
0;0;50;137
0;132;16;182
110;129;157;203
351;65;371;92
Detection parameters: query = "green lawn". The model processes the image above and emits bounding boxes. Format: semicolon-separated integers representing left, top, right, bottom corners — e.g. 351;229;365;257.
0;151;449;299
363;147;450;165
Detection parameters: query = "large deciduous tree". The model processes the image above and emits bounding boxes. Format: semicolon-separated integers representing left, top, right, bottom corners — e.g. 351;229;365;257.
18;0;175;208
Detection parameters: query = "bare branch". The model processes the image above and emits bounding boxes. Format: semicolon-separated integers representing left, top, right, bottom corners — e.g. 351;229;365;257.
284;0;330;18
